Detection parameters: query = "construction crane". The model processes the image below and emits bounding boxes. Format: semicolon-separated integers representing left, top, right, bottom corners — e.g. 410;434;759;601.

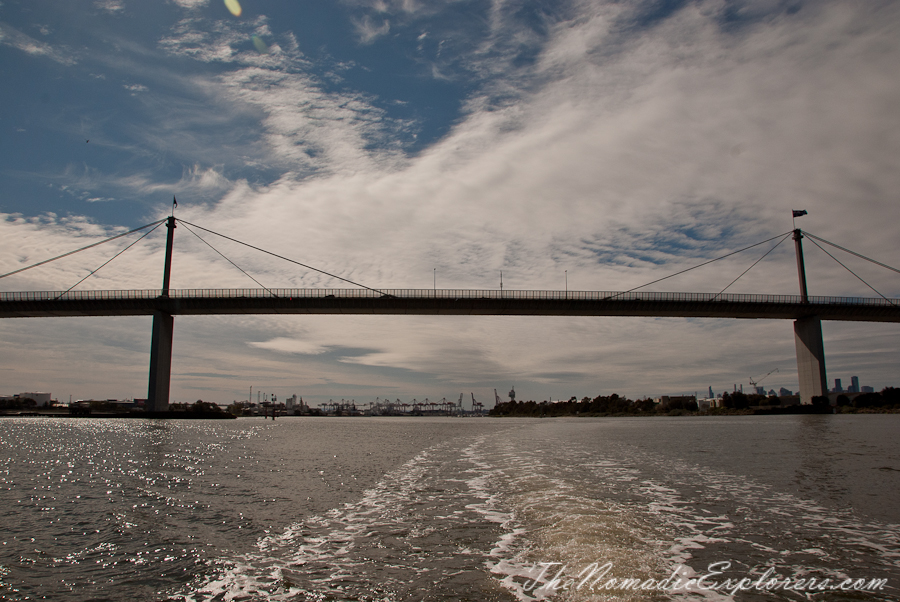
749;368;779;388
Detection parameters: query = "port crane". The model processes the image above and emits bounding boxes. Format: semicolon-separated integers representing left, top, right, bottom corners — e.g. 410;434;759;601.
471;392;483;414
494;387;515;406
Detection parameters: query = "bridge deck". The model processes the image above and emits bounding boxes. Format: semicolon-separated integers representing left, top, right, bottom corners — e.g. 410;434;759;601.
1;289;898;321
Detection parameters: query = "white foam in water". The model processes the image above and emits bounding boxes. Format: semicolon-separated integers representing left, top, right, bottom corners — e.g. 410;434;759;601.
176;434;513;601
172;421;900;602
472;437;669;602
619;446;900;601
481;423;900;602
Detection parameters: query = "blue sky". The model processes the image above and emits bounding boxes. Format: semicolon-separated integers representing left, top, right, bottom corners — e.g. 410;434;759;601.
1;0;899;405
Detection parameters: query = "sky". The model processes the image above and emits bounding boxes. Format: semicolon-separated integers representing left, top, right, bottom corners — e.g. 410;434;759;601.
1;0;899;406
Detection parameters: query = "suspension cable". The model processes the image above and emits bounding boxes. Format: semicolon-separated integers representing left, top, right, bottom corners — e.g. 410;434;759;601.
604;231;794;299
803;231;900;275
804;236;897;305
179;221;278;297
175;218;385;294
55;220;166;299
0;218;167;280
713;232;792;299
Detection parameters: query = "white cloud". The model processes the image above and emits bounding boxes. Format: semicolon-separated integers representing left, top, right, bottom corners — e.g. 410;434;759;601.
215;67;406;176
155;14;412;175
0;22;77;65
94;0;125;12
345;0;420;15
170;0;209;9
38;162;235;205
126;167;233;196
2;0;899;404
353;15;390;44
160;16;289;66
185;0;900;391
248;337;329;355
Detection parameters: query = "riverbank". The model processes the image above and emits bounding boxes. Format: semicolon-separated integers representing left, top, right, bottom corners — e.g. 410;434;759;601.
490;402;900;417
0;409;235;419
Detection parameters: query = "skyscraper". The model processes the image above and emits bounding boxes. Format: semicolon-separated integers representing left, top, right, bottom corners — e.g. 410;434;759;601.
850;376;860;393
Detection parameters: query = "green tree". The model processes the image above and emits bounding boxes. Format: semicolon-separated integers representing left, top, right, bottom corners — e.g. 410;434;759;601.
811;395;831;409
882;387;900;407
853;392;882;408
731;392;750;409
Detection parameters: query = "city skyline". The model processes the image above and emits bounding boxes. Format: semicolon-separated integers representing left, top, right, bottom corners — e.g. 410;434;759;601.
1;1;899;404
3;368;890;410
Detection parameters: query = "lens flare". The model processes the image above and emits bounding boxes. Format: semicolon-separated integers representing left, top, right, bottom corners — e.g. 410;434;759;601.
224;0;241;16
251;34;269;54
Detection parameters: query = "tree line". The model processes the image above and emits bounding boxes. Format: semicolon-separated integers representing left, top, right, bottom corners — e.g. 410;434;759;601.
490;394;662;417
489;387;900;417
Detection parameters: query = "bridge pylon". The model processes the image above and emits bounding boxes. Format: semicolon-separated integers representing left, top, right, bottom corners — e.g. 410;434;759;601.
148;309;174;412
147;216;176;412
794;315;827;404
792;228;826;404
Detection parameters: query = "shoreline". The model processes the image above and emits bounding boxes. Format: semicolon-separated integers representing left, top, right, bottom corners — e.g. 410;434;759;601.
0;410;236;419
3;407;898;419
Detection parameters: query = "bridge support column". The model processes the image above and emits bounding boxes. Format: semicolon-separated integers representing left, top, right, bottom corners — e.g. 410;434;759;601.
148;310;174;412
793;315;827;405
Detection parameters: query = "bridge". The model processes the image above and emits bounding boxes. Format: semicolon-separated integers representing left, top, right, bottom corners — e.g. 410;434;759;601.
1;287;898;321
2;215;898;411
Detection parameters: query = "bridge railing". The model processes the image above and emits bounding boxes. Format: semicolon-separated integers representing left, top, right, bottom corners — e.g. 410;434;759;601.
1;288;896;306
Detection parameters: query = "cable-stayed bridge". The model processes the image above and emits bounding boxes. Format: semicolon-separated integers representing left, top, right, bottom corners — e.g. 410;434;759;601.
1;288;897;321
1;215;898;411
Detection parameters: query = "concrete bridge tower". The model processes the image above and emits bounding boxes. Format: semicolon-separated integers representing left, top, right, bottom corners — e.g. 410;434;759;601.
147;216;175;413
792;228;827;404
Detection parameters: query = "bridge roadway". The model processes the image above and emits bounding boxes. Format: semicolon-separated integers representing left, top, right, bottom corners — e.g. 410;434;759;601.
1;288;899;321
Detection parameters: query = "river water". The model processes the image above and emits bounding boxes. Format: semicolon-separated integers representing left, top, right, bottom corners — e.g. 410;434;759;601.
1;415;898;601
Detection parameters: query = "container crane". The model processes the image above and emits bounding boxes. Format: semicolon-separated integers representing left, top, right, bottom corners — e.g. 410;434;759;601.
471;392;483;414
